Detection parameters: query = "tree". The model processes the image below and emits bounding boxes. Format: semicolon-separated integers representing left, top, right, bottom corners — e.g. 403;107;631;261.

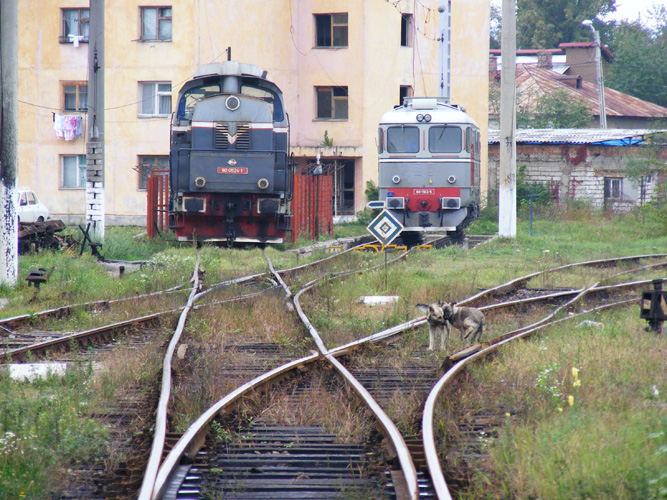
516;0;615;49
518;89;593;128
490;3;501;49
605;8;667;108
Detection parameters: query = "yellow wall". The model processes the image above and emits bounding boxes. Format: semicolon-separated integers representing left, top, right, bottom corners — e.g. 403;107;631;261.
17;0;489;223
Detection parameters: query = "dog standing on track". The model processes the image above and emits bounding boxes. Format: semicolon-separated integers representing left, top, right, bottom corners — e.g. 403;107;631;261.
415;301;485;351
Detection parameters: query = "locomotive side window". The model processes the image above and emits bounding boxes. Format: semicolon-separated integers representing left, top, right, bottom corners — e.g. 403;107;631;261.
378;128;384;154
387;126;419;153
428;126;462;153
465;127;472;153
241;84;284;122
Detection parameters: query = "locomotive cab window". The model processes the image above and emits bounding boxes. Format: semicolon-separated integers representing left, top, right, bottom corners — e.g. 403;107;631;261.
241;84;284;122
178;82;221;122
428;126;462;153
378;128;384;154
387;126;419;153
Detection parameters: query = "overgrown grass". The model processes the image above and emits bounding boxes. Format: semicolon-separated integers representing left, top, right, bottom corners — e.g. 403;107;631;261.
453;307;667;499
0;352;108;499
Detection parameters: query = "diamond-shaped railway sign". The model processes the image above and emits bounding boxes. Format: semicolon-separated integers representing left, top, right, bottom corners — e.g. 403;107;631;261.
367;210;404;247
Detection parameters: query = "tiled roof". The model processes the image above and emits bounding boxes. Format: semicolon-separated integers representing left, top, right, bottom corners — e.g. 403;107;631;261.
487;128;667;145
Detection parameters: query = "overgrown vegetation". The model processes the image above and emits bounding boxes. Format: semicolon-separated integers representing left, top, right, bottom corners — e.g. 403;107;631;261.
1;203;667;497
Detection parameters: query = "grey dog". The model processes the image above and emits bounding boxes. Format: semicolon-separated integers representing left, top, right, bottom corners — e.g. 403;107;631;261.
415;301;485;351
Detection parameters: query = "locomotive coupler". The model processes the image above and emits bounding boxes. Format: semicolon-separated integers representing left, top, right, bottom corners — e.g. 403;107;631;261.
640;278;666;334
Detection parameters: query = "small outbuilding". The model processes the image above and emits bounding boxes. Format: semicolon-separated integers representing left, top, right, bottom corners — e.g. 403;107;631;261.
487;128;667;211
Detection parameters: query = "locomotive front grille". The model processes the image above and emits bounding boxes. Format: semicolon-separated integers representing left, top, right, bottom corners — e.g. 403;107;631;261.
214;123;250;150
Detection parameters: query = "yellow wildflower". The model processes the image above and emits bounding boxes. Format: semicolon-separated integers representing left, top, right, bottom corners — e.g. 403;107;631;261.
568;395;575;406
557;407;563;413
573;379;581;388
505;412;511;418
571;367;579;379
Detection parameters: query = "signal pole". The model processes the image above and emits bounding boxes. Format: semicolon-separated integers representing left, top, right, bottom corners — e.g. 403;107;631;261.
86;0;105;240
0;0;19;286
498;0;517;238
437;0;451;100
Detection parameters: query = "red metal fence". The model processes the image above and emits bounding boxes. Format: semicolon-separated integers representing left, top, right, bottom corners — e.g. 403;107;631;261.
146;170;169;238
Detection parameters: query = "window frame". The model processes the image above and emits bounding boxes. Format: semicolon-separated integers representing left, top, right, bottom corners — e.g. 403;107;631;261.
60;8;89;44
401;13;413;47
314;13;348;48
315;86;349;120
604;177;623;200
140;6;172;42
62;81;88;112
138;81;172;117
61;155;87;189
138;155;169;190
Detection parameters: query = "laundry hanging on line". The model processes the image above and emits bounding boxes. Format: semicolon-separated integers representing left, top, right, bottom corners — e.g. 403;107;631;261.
54;114;83;141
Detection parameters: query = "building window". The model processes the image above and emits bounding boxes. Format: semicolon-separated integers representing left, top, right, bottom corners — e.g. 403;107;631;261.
315;13;348;47
604;177;622;200
141;6;172;41
138;156;169;190
61;8;89;43
62;82;88;111
399;86;413;107
139;82;172;117
316;86;348;120
62;155;87;188
401;14;413;47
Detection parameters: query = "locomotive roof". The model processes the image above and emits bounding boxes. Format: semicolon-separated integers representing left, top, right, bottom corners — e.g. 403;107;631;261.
380;97;478;127
193;61;268;80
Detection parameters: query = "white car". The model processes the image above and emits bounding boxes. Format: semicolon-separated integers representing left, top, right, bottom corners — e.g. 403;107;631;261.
17;187;49;223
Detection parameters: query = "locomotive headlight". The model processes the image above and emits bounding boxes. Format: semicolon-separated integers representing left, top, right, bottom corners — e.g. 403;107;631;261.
257;178;270;190
416;114;424;122
447;175;456;184
194;176;207;188
225;95;241;111
424;114;432;122
392;175;401;184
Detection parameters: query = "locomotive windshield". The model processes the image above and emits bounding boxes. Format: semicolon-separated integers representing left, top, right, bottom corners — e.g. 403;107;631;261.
428;126;462;153
387;126;419;153
176;79;284;122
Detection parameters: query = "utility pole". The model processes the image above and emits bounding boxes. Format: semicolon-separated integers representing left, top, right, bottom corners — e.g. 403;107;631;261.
582;20;607;129
498;0;517;238
0;0;19;286
437;0;451;100
86;0;105;240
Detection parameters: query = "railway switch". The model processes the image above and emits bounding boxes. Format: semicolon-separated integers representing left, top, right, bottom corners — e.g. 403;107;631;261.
640;279;666;334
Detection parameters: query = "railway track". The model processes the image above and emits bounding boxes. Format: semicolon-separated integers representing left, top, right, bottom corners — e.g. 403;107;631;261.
4;237;662;500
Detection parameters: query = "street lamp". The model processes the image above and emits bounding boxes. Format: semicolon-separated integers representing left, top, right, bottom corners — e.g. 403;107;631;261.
582;20;607;128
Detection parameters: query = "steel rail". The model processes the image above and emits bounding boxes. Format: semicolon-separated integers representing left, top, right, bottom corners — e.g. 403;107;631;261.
462;253;667;307
151;352;321;499
293;283;420;500
138;253;202;500
422;286;639;499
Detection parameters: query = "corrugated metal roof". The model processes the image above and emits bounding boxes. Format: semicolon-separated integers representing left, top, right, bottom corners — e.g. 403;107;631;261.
487;128;667;145
491;65;667;120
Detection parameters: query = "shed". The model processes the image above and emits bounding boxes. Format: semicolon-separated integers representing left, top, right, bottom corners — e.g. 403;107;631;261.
487;128;667;211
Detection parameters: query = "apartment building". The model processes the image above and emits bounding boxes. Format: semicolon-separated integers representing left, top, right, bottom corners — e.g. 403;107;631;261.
17;0;490;225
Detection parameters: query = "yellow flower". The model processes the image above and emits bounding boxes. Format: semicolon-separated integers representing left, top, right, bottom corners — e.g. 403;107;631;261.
505;412;511;418
557;407;563;413
568;395;575;406
573;379;581;388
571;367;579;379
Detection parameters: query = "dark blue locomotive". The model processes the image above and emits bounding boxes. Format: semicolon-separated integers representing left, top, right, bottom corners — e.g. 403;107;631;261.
372;97;481;244
169;61;292;244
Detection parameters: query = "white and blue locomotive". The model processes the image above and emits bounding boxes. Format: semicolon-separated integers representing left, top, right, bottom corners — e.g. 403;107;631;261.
169;61;292;244
373;97;481;243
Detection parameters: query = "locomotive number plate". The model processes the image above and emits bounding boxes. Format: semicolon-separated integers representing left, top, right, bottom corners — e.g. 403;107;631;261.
413;188;435;195
218;167;248;174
